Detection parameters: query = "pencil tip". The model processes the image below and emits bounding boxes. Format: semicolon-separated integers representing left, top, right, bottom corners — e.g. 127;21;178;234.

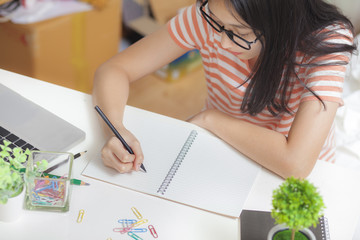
140;164;147;173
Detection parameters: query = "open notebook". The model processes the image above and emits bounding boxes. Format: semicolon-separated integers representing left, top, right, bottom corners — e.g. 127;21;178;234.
82;111;261;218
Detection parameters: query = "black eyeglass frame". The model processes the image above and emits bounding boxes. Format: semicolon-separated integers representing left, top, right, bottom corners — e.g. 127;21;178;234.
199;0;261;50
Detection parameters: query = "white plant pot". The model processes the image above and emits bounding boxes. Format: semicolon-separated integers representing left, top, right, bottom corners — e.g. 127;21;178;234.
267;224;316;240
0;188;25;222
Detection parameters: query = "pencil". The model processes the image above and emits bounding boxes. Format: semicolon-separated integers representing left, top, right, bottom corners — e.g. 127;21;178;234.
70;179;90;186
42;172;90;186
44;151;87;174
94;105;147;173
74;151;87;159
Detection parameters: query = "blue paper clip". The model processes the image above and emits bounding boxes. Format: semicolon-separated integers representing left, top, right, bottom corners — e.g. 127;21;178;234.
130;228;147;233
53;179;59;190
118;219;137;225
32;192;40;200
113;228;147;234
128;231;143;240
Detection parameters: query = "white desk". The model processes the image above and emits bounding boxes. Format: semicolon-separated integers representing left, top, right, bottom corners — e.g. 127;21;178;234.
1;69;360;240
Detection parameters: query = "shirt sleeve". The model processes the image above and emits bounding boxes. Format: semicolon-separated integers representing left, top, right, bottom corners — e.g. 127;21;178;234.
167;3;208;50
301;24;354;105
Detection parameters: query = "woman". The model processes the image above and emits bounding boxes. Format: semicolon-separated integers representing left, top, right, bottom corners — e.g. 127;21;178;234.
92;0;356;178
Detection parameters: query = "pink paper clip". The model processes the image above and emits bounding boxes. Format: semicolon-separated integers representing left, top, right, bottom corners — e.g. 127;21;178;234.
148;225;158;238
113;227;132;234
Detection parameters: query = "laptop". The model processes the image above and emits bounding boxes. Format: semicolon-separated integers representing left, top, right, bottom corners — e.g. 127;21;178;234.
0;83;85;152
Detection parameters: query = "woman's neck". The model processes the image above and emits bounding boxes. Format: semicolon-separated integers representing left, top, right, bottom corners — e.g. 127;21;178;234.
248;56;258;71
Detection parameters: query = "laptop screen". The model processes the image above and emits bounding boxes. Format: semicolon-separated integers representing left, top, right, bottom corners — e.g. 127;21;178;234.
0;83;85;152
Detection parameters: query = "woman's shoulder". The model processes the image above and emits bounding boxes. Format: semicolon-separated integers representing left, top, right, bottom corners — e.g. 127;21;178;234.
170;2;199;21
314;22;354;45
297;22;354;63
167;2;209;50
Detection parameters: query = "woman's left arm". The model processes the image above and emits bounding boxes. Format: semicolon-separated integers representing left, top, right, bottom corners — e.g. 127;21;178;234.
188;100;339;179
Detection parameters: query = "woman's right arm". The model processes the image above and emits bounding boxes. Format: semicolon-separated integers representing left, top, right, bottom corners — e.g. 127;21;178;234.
92;25;189;173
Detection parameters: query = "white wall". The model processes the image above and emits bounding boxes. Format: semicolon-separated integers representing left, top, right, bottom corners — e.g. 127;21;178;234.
328;0;360;34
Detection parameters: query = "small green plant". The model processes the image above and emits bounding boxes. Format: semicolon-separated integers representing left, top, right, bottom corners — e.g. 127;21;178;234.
0;140;48;204
271;177;325;240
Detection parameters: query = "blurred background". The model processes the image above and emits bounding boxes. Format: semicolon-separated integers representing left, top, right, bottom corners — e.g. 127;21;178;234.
1;0;360;237
0;0;359;120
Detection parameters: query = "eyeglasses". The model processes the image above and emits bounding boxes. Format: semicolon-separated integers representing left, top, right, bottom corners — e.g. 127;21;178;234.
199;0;260;50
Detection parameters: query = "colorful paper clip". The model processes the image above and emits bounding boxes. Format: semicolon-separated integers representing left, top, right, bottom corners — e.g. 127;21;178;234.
148;225;158;238
113;227;132;234
127;231;143;240
130;228;147;233
77;209;85;223
118;219;137;225
132;219;148;227
113;227;147;234
131;207;143;220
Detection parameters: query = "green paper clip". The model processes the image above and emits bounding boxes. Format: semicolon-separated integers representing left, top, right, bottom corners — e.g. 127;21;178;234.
128;231;143;240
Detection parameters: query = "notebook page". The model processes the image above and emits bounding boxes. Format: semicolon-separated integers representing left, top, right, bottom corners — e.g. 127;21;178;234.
82;111;193;195
162;131;261;218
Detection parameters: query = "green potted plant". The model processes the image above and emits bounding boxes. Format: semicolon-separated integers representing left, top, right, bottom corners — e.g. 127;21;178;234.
0;140;47;222
268;177;325;240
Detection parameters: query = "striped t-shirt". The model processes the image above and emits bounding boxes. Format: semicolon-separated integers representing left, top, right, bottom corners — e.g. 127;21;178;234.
167;3;353;162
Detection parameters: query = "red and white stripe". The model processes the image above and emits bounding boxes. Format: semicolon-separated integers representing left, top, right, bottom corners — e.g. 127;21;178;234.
168;3;353;162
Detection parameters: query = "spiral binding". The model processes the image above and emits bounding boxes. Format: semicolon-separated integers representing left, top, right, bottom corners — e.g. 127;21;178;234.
157;130;198;195
321;216;331;240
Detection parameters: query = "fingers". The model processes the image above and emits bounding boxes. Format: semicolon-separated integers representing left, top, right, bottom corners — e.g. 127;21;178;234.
131;140;144;171
102;151;133;173
101;135;144;173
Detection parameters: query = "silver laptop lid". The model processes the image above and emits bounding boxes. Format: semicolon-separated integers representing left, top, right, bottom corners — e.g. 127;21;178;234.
0;83;85;152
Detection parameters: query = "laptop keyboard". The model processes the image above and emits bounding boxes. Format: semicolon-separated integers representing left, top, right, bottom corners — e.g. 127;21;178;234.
0;126;39;152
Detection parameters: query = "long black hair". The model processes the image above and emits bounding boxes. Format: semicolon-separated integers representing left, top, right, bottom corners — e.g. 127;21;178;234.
202;0;357;116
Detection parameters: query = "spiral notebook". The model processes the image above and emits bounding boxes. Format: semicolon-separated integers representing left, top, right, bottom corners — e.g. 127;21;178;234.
240;210;330;239
82;112;261;218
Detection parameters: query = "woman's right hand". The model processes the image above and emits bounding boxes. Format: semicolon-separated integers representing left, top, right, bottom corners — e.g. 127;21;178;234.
100;127;144;173
93;25;187;173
